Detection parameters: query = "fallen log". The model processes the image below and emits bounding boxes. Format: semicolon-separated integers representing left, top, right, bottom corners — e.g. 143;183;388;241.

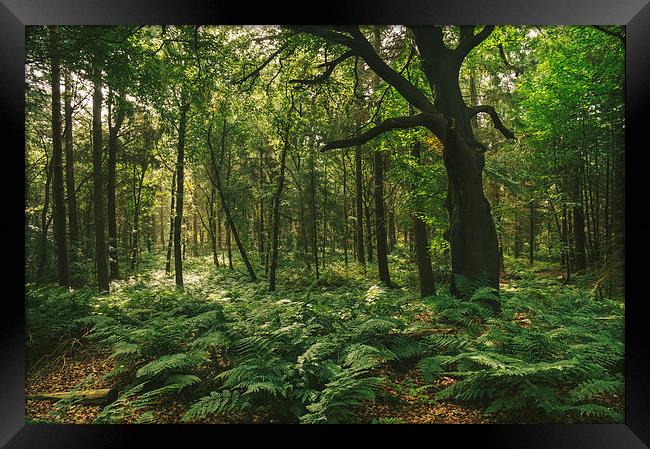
26;388;117;405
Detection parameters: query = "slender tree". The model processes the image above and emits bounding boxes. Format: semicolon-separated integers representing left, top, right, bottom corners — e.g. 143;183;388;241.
373;148;391;286
49;26;70;286
63;70;79;251
92;64;110;292
354;145;365;266
269;114;291;291
173;100;190;288
107;90;127;279
411;141;436;296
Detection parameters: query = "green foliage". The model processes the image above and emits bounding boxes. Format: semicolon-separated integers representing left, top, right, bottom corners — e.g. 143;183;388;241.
27;250;624;424
415;282;624;423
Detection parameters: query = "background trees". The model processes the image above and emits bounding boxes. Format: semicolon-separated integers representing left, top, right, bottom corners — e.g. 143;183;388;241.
25;25;624;298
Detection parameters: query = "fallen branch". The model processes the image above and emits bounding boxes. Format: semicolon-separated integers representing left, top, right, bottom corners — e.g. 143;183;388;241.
27;388;117;405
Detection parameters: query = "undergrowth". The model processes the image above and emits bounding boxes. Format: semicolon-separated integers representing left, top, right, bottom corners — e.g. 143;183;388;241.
25;253;624;424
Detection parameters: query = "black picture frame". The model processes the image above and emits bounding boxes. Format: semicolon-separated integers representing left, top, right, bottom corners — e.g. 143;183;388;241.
3;1;649;447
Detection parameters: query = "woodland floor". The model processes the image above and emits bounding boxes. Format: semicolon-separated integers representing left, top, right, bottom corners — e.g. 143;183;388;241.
25;250;624;424
25;342;493;424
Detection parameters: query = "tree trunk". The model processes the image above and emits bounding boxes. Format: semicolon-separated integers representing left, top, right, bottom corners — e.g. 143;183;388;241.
342;150;349;266
513;215;521;259
269;127;290;292
107;91;126;280
300;26;506;311
174;103;189;288
210;185;219;266
129;159;148;270
130;208;139;269
354;145;365;266
63;70;79;252
529;199;535;265
208;140;256;280
562;205;571;281
310;151;320;279
226;222;233;268
36;158;54;281
165;171;176;274
49;26;70;286
92;65;109;292
442;125;500;310
388;206;396;251
192;210;198;257
159;197;165;249
492;182;505;274
373;149;391;286
412;32;502;311
365;203;373;263
322;177;327;271
573;178;587;272
258;147;266;265
411;141;436;297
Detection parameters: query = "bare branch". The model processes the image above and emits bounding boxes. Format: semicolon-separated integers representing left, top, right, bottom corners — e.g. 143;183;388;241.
469;105;515;139
234;43;289;89
354;44;416;134
294;26;436;115
321;113;441;152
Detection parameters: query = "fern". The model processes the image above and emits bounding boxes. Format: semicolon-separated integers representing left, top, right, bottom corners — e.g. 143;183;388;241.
136;352;205;379
182;390;251;422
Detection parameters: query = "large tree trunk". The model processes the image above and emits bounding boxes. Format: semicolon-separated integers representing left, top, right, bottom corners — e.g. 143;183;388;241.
107;91;126;280
92;65;109;292
63;70;79;252
411;141;436;297
442;124;500;309
298;26;507;311
354;145;365;266
422;48;500;311
174;103;189;288
49;26;70;287
373;149;391;286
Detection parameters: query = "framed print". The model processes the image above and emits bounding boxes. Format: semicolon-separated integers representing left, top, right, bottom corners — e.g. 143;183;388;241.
2;0;649;447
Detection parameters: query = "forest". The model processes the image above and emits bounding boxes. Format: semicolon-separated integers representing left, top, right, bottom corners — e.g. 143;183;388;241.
25;25;624;424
